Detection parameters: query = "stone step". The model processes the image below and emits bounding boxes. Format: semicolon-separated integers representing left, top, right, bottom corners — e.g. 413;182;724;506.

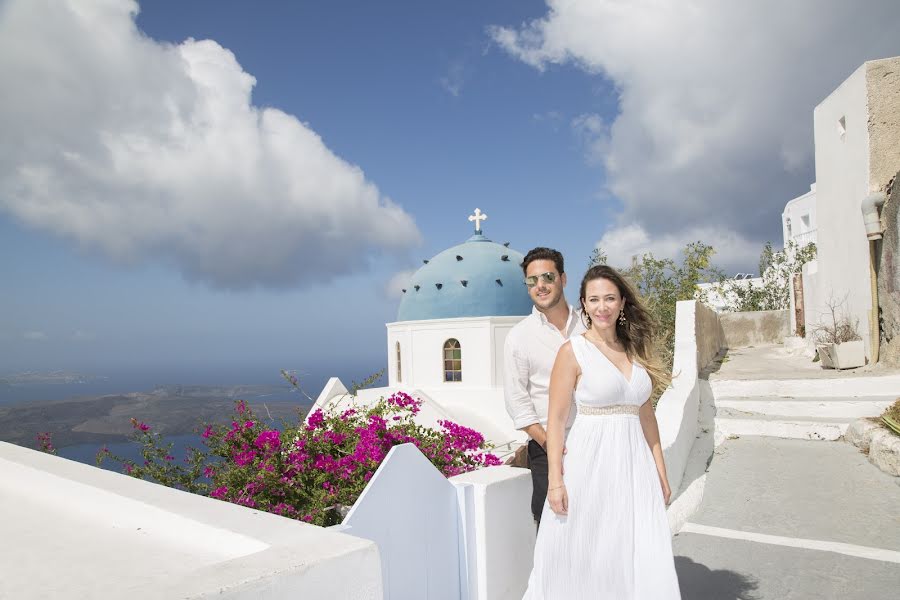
710;375;900;399
714;408;849;442
714;396;893;419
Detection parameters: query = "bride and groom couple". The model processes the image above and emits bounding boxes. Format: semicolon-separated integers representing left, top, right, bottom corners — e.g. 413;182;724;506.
504;247;682;599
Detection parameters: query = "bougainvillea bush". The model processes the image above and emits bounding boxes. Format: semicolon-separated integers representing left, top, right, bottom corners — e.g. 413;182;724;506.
87;390;500;527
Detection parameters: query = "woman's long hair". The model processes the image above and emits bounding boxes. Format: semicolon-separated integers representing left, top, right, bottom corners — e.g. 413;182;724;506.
579;265;671;394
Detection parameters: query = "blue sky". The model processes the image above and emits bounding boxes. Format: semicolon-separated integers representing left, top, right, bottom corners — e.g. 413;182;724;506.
1;0;898;381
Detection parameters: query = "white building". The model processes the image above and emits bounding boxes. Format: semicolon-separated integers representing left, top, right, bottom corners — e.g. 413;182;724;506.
782;184;817;248
795;56;900;359
314;210;534;454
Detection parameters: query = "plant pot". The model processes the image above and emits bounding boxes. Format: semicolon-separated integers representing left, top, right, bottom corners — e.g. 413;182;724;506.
816;340;865;369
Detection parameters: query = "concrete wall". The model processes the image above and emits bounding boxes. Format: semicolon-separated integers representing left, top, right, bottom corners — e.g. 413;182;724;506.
656;301;725;502
386;316;523;388
340;444;461;600
0;442;383;600
720;309;790;348
695;301;726;368
807;56;900;360
452;466;535;600
879;171;900;366
340;443;534;600
866;61;900;194
811;61;872;357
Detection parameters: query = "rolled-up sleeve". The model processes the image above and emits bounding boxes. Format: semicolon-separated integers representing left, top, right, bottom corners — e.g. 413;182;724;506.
504;334;538;430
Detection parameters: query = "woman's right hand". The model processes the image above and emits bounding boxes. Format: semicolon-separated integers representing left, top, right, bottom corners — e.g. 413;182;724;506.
548;483;568;516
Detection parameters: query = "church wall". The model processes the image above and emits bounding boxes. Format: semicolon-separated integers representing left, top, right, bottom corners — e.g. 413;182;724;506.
387;317;523;389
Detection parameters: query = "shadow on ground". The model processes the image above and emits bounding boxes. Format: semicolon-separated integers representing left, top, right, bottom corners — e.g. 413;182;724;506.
676;556;760;600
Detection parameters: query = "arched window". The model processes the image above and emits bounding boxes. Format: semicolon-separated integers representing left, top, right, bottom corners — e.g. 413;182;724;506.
395;341;402;383
443;338;462;382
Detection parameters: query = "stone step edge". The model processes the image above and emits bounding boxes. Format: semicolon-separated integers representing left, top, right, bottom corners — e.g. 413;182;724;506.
715;399;890;421
709;375;900;399
714;417;848;444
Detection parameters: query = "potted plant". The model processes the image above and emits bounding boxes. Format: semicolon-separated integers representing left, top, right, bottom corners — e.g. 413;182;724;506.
813;295;865;369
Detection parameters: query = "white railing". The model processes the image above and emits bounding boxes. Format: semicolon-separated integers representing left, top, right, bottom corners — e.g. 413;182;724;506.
790;229;817;246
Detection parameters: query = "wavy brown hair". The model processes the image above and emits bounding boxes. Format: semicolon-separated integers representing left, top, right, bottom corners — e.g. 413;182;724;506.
579;265;671;394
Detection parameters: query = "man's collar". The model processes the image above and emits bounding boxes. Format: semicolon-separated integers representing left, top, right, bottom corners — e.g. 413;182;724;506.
532;304;576;325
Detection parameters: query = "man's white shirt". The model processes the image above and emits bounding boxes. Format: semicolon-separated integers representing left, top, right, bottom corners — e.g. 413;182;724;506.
504;304;587;435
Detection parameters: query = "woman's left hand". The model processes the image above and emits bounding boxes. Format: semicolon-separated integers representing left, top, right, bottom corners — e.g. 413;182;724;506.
659;475;672;505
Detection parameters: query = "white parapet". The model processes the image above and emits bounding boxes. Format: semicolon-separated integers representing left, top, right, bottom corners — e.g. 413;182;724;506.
452;466;536;600
0;441;382;600
656;300;725;529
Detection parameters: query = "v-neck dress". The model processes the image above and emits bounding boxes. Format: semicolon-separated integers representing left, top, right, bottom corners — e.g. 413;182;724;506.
523;334;681;600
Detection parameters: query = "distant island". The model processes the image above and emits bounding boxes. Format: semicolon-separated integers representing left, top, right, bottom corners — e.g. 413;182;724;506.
0;384;310;450
0;370;108;385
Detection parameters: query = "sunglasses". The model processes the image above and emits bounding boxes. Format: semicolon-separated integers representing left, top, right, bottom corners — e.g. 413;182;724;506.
524;271;558;288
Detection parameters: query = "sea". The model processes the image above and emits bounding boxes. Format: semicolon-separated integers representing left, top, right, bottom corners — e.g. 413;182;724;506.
1;362;385;470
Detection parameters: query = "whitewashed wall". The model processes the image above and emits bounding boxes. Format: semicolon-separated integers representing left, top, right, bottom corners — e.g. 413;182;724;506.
810;61;872;356
0;442;383;600
386;316;523;388
782;184;817;248
807;57;900;357
655;301;725;504
339;444;462;600
452;466;535;600
339;443;534;600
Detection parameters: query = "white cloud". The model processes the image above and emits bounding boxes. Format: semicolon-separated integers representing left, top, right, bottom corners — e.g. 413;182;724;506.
492;1;900;265
597;223;762;276
570;113;610;167
0;0;421;290
23;331;47;341
439;60;467;97
383;269;416;300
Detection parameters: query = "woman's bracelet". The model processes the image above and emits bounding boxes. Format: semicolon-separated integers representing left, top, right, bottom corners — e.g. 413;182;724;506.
548;484;565;491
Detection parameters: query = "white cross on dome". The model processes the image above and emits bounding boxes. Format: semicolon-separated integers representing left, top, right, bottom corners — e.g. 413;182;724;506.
468;208;487;232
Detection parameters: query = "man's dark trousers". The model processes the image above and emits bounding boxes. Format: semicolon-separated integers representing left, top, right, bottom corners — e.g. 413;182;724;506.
527;439;548;525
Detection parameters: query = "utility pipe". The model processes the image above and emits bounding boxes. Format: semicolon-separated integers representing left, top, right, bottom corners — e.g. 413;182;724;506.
861;191;887;364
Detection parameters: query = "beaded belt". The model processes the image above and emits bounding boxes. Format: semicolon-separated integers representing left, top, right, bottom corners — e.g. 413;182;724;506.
576;403;640;416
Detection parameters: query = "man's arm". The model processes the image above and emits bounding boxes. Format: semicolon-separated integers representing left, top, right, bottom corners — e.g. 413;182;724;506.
503;336;543;442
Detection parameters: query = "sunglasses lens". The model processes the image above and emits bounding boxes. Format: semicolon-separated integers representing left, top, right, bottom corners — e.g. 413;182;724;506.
542;272;557;284
524;276;537;287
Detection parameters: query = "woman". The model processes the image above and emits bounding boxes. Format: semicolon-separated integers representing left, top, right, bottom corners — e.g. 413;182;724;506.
522;265;681;599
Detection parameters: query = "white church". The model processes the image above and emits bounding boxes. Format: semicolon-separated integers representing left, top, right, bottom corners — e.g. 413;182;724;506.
312;209;533;455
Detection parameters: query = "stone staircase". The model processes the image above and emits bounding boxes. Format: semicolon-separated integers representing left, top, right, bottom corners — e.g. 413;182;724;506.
711;395;894;444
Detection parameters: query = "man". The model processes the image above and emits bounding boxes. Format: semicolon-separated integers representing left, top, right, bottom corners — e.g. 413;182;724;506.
504;247;586;525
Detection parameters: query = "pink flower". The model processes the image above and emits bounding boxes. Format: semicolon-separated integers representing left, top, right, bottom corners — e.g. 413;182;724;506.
306;409;325;429
130;418;151;432
201;425;214;439
254;430;281;451
233;449;257;467
210;486;228;499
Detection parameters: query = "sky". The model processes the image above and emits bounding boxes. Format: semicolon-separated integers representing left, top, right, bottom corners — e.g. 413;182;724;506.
1;0;898;381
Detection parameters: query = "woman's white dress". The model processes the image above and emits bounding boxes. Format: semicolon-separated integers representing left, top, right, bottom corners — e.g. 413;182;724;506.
523;334;681;600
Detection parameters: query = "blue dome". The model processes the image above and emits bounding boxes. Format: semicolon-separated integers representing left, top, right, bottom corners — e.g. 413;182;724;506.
397;233;533;321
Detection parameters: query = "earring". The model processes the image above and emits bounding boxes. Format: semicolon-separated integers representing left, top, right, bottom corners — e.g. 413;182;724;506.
618;309;627;326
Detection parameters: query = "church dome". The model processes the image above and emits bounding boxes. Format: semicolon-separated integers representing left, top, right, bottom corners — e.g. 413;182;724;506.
397;213;533;321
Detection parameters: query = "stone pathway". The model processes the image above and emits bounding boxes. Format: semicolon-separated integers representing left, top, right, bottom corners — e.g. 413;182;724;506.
673;344;900;599
673;437;900;599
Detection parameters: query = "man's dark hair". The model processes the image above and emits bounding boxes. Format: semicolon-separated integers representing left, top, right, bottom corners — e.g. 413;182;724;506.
521;247;565;275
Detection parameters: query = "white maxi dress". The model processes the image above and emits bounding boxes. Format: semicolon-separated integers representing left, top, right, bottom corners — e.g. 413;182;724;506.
523;334;681;600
